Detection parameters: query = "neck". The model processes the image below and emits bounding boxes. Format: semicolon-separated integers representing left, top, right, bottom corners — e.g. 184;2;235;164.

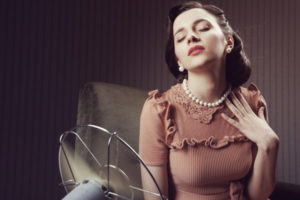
186;62;228;103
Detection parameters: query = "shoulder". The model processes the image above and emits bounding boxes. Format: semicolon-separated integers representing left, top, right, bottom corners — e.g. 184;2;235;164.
239;83;263;98
238;82;268;120
142;86;173;115
238;83;266;106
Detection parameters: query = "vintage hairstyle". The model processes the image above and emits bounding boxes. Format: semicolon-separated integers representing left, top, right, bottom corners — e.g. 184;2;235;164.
165;1;251;89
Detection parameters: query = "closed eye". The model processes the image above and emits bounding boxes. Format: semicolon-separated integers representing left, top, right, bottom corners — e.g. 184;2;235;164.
198;27;210;31
177;38;184;42
177;27;210;42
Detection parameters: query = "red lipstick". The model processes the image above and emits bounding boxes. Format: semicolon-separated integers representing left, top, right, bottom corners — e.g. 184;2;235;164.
188;45;205;56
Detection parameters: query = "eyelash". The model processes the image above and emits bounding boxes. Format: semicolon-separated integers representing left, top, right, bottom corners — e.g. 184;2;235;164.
199;27;210;31
177;27;210;42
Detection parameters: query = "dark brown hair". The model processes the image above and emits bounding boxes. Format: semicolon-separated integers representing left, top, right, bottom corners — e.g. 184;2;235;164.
165;1;251;89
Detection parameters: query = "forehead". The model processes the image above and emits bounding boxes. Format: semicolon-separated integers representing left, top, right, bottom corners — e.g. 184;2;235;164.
173;8;218;32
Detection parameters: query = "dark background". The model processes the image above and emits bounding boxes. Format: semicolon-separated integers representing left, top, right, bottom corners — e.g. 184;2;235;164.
1;0;299;199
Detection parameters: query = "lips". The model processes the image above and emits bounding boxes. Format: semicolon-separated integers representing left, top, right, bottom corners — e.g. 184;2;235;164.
188;45;205;56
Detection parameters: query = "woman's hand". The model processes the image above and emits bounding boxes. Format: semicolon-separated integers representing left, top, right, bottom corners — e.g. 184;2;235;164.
221;91;279;149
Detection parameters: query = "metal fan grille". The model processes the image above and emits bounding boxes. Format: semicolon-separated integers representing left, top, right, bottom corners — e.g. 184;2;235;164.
58;124;167;200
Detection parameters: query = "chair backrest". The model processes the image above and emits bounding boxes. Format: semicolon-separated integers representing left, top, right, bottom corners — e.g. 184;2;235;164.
74;82;149;196
76;82;148;151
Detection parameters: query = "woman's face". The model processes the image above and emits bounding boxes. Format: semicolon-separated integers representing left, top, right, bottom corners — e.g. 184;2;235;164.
173;8;228;72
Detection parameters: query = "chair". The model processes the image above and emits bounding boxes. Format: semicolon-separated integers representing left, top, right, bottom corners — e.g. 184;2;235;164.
269;181;300;200
76;82;148;152
59;82;300;199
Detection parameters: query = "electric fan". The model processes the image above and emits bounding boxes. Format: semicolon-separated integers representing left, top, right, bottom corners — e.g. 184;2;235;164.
58;124;167;200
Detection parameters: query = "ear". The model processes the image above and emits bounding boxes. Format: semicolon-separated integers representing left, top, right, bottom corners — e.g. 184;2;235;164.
177;60;182;67
227;35;234;47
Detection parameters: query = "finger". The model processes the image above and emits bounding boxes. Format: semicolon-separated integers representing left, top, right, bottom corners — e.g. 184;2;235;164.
237;92;254;114
225;98;243;119
258;106;265;120
231;92;247;115
221;113;240;128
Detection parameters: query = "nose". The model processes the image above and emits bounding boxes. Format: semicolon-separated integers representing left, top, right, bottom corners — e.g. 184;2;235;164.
187;32;200;44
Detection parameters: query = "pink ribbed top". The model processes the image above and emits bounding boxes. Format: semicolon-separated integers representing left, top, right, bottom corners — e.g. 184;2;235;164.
139;83;268;200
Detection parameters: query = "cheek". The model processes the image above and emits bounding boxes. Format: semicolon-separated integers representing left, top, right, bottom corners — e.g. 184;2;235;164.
206;34;226;51
174;44;185;60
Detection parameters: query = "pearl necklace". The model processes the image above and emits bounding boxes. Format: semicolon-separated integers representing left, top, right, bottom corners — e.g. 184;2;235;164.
182;79;231;107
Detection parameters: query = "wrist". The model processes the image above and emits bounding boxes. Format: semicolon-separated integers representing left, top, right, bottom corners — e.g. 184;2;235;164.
256;131;279;153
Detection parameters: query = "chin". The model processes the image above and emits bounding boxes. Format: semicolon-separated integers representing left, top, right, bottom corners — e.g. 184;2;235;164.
189;61;211;69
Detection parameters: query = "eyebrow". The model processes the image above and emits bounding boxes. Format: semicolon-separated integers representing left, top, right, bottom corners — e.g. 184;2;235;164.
174;19;209;36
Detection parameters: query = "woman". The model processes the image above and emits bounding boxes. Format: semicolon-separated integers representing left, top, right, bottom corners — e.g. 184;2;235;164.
139;1;279;200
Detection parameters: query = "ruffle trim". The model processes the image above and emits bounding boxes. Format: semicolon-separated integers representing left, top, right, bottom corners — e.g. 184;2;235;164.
167;133;249;149
148;83;264;149
147;89;168;108
165;103;245;149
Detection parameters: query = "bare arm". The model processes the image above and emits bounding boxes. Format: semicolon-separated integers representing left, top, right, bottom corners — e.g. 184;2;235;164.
140;165;169;200
246;133;279;200
139;97;170;199
221;91;280;200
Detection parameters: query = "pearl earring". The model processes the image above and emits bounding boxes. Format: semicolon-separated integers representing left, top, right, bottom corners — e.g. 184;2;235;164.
226;38;233;54
226;46;232;54
179;65;185;72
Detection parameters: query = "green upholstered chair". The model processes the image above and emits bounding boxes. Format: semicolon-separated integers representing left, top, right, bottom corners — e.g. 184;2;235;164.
70;81;300;200
74;82;149;198
76;82;148;152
